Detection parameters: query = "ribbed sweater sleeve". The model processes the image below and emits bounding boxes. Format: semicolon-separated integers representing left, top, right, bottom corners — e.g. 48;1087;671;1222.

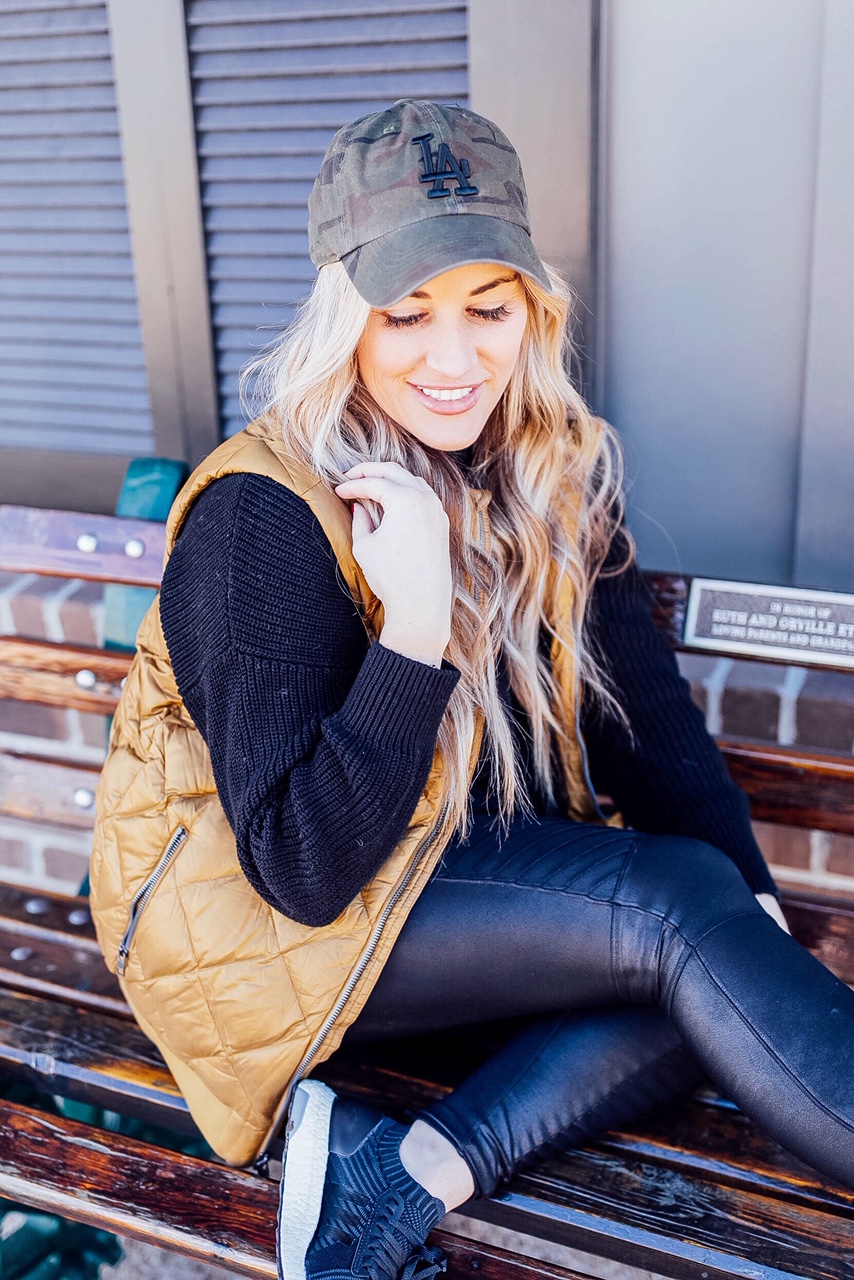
583;532;778;897
158;473;460;927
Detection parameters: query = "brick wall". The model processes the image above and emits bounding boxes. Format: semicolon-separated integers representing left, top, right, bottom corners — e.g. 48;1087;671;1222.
678;653;854;898
0;574;852;900
0;573;107;894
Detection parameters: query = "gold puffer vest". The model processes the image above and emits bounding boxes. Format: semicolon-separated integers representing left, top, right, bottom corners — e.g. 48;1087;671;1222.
89;413;601;1167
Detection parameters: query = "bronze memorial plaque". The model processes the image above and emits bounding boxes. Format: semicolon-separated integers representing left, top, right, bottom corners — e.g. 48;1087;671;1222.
684;579;854;671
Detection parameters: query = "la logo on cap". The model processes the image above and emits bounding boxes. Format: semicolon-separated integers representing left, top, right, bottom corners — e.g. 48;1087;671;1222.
412;133;478;199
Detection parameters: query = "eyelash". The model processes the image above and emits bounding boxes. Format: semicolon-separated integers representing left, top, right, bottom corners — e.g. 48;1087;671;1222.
383;303;512;329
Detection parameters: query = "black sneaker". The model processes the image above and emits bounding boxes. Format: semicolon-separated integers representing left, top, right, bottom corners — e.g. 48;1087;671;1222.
278;1080;447;1280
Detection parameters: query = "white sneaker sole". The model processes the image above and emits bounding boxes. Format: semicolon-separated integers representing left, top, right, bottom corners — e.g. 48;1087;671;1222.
277;1080;336;1280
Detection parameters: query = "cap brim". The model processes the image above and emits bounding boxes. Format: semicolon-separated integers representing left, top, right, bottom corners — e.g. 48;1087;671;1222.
341;213;551;307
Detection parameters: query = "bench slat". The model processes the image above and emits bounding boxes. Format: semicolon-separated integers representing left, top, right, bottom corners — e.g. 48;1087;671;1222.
0;939;126;1019
488;1148;854;1280
722;740;854;835
597;1099;854;1217
0;752;101;829
0;637;130;713
0;886;125;1016
0;882;98;942
0;988;192;1132
0;506;165;587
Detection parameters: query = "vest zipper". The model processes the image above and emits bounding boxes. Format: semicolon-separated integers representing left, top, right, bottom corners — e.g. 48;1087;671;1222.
116;826;189;977
259;797;451;1170
256;491;487;1170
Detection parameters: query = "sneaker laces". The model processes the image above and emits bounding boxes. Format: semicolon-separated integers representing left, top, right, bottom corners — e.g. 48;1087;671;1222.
399;1246;447;1280
356;1192;446;1280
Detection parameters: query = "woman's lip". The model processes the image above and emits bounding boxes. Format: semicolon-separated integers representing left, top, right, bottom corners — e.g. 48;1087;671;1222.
408;382;485;415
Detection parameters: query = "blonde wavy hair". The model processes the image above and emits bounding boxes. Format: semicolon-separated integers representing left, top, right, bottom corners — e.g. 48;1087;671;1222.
240;260;629;843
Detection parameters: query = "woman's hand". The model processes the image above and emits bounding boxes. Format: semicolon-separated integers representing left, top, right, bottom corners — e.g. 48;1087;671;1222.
334;461;452;668
755;892;791;934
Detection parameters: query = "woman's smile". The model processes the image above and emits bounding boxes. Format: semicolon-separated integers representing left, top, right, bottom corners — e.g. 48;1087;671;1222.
408;381;485;415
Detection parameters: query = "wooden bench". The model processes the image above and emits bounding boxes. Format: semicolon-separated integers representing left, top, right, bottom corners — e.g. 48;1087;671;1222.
0;465;853;1280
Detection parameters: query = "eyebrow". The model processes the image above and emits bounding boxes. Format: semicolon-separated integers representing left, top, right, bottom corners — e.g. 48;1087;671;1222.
408;274;518;300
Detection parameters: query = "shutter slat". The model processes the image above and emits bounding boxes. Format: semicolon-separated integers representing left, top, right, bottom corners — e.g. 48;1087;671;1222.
0;323;144;348
195;69;466;104
0;208;129;231
0;185;129;206
1;133;120;158
210;250;311;278
0;249;133;272
0;383;150;412
0;110;116;136
0;274;137;300
211;272;316;304
0;84;116;111
192;42;467;77
0;9;107;37
194;100;429;131
0;32;110;61
0;425;149;453
0;361;148;389
188;1;464;20
187;0;468;437
0;297;142;323
189;14;466;51
207;235;311;257
0;158;124;181
201;179;315;206
206;210;312;235
0;401;150;429
0;342;145;371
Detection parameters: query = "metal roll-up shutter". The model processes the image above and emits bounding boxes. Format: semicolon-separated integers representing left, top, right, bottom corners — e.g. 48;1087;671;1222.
0;0;153;456
185;0;468;439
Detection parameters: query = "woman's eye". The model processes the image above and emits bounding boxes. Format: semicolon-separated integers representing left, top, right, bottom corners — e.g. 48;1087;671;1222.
469;304;512;322
382;303;513;328
383;312;425;328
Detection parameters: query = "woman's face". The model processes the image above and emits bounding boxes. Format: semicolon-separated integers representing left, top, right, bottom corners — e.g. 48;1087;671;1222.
356;262;529;452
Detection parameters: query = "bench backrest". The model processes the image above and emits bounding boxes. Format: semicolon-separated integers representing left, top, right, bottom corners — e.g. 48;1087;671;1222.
0;480;852;845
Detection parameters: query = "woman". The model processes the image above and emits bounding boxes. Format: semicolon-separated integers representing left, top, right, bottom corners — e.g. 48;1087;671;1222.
90;100;854;1280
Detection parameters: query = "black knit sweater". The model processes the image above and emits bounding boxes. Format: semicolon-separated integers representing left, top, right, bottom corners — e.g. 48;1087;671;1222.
159;472;778;926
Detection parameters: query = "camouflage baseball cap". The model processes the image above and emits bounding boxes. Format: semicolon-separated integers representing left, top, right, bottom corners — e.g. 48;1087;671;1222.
308;99;550;306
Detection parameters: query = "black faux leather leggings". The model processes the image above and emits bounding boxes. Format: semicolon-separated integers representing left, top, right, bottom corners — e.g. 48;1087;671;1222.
342;810;854;1198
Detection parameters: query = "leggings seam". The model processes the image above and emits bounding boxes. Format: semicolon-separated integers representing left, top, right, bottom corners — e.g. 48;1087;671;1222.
610;835;643;1001
676;942;854;1137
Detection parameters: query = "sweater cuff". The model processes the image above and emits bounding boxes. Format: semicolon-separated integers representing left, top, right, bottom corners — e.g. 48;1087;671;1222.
338;641;460;753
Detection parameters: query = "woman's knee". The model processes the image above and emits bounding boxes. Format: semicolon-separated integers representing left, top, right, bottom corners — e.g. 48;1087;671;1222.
617;832;761;942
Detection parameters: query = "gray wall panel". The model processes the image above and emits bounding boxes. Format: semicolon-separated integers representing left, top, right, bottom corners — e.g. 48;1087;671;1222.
600;0;825;584
0;0;153;460
185;0;468;439
793;0;854;592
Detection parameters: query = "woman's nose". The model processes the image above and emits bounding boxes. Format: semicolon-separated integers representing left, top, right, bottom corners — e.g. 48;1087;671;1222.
423;320;477;380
